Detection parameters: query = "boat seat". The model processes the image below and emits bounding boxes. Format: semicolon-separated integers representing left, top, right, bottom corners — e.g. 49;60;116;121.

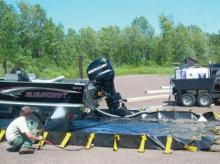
32;76;65;83
3;74;18;81
3;73;37;81
3;74;64;83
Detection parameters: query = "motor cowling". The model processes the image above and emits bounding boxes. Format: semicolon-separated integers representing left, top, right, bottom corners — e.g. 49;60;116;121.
87;58;129;116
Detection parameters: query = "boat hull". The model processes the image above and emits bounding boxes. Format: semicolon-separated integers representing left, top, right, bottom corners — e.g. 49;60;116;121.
0;80;87;120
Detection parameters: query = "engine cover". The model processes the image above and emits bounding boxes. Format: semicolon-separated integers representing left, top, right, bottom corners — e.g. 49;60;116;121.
87;58;129;116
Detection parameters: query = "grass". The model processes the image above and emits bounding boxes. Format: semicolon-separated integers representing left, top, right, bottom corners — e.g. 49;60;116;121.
115;65;172;76
36;65;172;79
0;64;173;79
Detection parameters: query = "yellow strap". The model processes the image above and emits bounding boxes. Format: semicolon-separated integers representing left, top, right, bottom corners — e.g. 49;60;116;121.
138;134;147;153
184;136;198;152
113;134;120;151
59;132;72;148
184;145;198;152
85;132;95;149
214;112;220;121
164;135;172;154
0;129;6;142
37;131;48;148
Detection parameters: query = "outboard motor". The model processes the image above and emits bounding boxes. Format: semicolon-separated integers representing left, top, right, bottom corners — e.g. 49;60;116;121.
87;58;129;116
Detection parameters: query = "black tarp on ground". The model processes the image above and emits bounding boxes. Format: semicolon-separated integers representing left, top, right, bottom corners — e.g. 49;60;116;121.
42;111;215;151
0;111;217;150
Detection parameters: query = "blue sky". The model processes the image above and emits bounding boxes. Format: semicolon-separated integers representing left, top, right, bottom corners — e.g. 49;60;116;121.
4;0;220;34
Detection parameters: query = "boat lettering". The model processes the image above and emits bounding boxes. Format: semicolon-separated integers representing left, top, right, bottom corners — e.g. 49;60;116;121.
25;91;68;98
88;63;107;74
72;86;82;90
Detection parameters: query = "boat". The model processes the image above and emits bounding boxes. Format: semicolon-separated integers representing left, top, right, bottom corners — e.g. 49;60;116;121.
0;72;87;120
0;58;130;121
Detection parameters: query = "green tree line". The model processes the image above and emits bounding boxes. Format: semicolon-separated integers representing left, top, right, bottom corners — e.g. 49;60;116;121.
1;0;220;78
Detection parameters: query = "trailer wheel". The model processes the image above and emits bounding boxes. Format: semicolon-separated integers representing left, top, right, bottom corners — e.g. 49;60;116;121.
197;93;212;107
180;93;196;107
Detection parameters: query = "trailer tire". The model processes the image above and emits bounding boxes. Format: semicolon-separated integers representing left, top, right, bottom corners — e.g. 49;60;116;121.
197;93;212;107
180;93;196;107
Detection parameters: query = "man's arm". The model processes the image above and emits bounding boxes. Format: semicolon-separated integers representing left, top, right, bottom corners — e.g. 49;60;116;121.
17;116;43;141
24;131;43;141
